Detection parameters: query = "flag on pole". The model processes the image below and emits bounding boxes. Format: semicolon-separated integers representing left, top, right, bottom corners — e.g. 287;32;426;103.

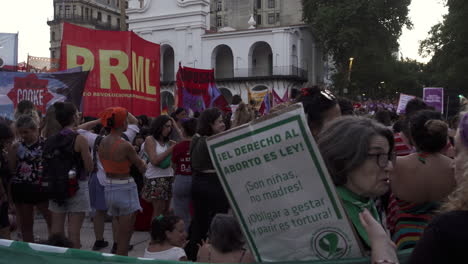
272;88;290;107
0;33;18;71
259;91;271;115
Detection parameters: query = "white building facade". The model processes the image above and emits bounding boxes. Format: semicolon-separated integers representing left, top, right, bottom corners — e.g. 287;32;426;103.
127;0;327;110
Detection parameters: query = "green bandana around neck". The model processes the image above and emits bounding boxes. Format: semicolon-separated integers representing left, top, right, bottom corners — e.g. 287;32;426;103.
336;186;381;248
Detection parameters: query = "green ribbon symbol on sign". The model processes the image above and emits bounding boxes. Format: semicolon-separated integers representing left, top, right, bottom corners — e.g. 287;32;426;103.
318;233;344;258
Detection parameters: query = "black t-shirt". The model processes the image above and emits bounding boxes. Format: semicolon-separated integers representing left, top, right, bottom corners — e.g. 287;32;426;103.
410;210;468;263
0;150;10;197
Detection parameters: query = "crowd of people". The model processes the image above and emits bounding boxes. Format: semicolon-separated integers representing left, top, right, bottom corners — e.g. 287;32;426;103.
0;86;466;263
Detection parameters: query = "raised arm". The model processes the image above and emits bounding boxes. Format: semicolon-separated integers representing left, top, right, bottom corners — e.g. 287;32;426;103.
75;135;93;173
127;112;139;125
125;142;146;174
144;136;174;166
77;119;101;131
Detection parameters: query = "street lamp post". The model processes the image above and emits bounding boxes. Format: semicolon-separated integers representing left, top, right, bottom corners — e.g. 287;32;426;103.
345;57;354;96
347;57;354;82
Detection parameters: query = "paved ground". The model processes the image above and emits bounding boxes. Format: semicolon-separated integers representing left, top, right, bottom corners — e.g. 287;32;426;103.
12;213;151;258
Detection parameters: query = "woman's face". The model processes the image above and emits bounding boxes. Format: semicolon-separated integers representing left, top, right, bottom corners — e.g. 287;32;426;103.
453;131;468;184
345;135;393;198
211;115;226;135
17;127;38;145
162;120;173;137
166;220;187;248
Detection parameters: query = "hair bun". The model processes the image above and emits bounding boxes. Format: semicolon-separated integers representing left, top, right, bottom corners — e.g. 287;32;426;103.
107;114;115;128
425;119;448;136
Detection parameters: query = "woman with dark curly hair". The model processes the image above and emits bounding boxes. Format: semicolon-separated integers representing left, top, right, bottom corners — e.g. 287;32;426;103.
296;86;341;138
185;108;227;260
142;115;176;219
144;215;187;261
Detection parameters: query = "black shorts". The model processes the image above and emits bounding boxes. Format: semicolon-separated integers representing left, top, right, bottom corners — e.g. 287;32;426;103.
0;202;9;229
11;183;48;204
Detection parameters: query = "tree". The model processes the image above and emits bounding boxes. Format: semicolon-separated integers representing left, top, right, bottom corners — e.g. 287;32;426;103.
420;0;468;115
302;0;412;98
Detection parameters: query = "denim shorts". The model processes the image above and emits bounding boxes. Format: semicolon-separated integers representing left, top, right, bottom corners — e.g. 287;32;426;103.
49;180;91;213
105;180;141;216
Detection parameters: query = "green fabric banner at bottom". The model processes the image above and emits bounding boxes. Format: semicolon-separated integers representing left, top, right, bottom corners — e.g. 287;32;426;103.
0;239;412;264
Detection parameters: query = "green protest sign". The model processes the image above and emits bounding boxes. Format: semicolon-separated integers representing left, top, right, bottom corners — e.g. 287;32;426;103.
207;104;364;262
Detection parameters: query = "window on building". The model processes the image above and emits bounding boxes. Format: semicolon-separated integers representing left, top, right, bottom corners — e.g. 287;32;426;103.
256;0;262;9
216;0;222;11
216;16;222;27
58;6;62;17
257;14;262;25
276;13;280;23
81;7;84;17
108;15;111;24
65;6;71;18
85;8;89;19
52;51;56;59
52;31;56;41
72;5;76;16
268;13;275;24
268;0;275;8
117;18;120;26
97;12;102;21
117;0;119;7
107;0;110;4
125;1;128;8
90;9;93;19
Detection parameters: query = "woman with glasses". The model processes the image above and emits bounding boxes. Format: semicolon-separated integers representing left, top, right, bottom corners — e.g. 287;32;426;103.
142;115;176;220
318;116;395;249
296;86;341;138
390;110;455;250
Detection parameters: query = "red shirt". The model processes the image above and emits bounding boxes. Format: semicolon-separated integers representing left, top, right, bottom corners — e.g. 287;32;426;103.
171;141;192;176
394;132;413;156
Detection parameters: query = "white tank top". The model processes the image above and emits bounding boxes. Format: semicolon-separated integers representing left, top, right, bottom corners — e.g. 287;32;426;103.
144;140;174;179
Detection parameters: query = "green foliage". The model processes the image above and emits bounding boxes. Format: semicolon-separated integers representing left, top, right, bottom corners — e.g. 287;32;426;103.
302;0;412;98
420;0;468;114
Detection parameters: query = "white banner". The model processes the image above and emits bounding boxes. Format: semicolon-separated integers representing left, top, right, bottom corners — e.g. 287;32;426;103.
207;104;363;262
396;93;416;115
0;33;18;68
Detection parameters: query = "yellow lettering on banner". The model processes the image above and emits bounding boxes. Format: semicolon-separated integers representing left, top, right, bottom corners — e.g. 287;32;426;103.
145;59;156;95
99;50;130;90
132;52;144;93
67;45;94;71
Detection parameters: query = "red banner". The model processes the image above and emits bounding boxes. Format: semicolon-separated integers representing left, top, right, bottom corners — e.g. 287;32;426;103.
60;23;160;117
176;65;229;113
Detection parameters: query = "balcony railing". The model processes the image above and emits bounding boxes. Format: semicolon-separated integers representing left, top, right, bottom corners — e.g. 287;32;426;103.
215;65;308;80
48;15;121;31
160;65;308;83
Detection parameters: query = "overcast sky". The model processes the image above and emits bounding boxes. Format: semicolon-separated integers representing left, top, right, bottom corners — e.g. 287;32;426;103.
0;0;448;63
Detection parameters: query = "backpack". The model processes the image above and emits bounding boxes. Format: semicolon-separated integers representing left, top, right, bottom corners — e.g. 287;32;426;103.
42;130;81;205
